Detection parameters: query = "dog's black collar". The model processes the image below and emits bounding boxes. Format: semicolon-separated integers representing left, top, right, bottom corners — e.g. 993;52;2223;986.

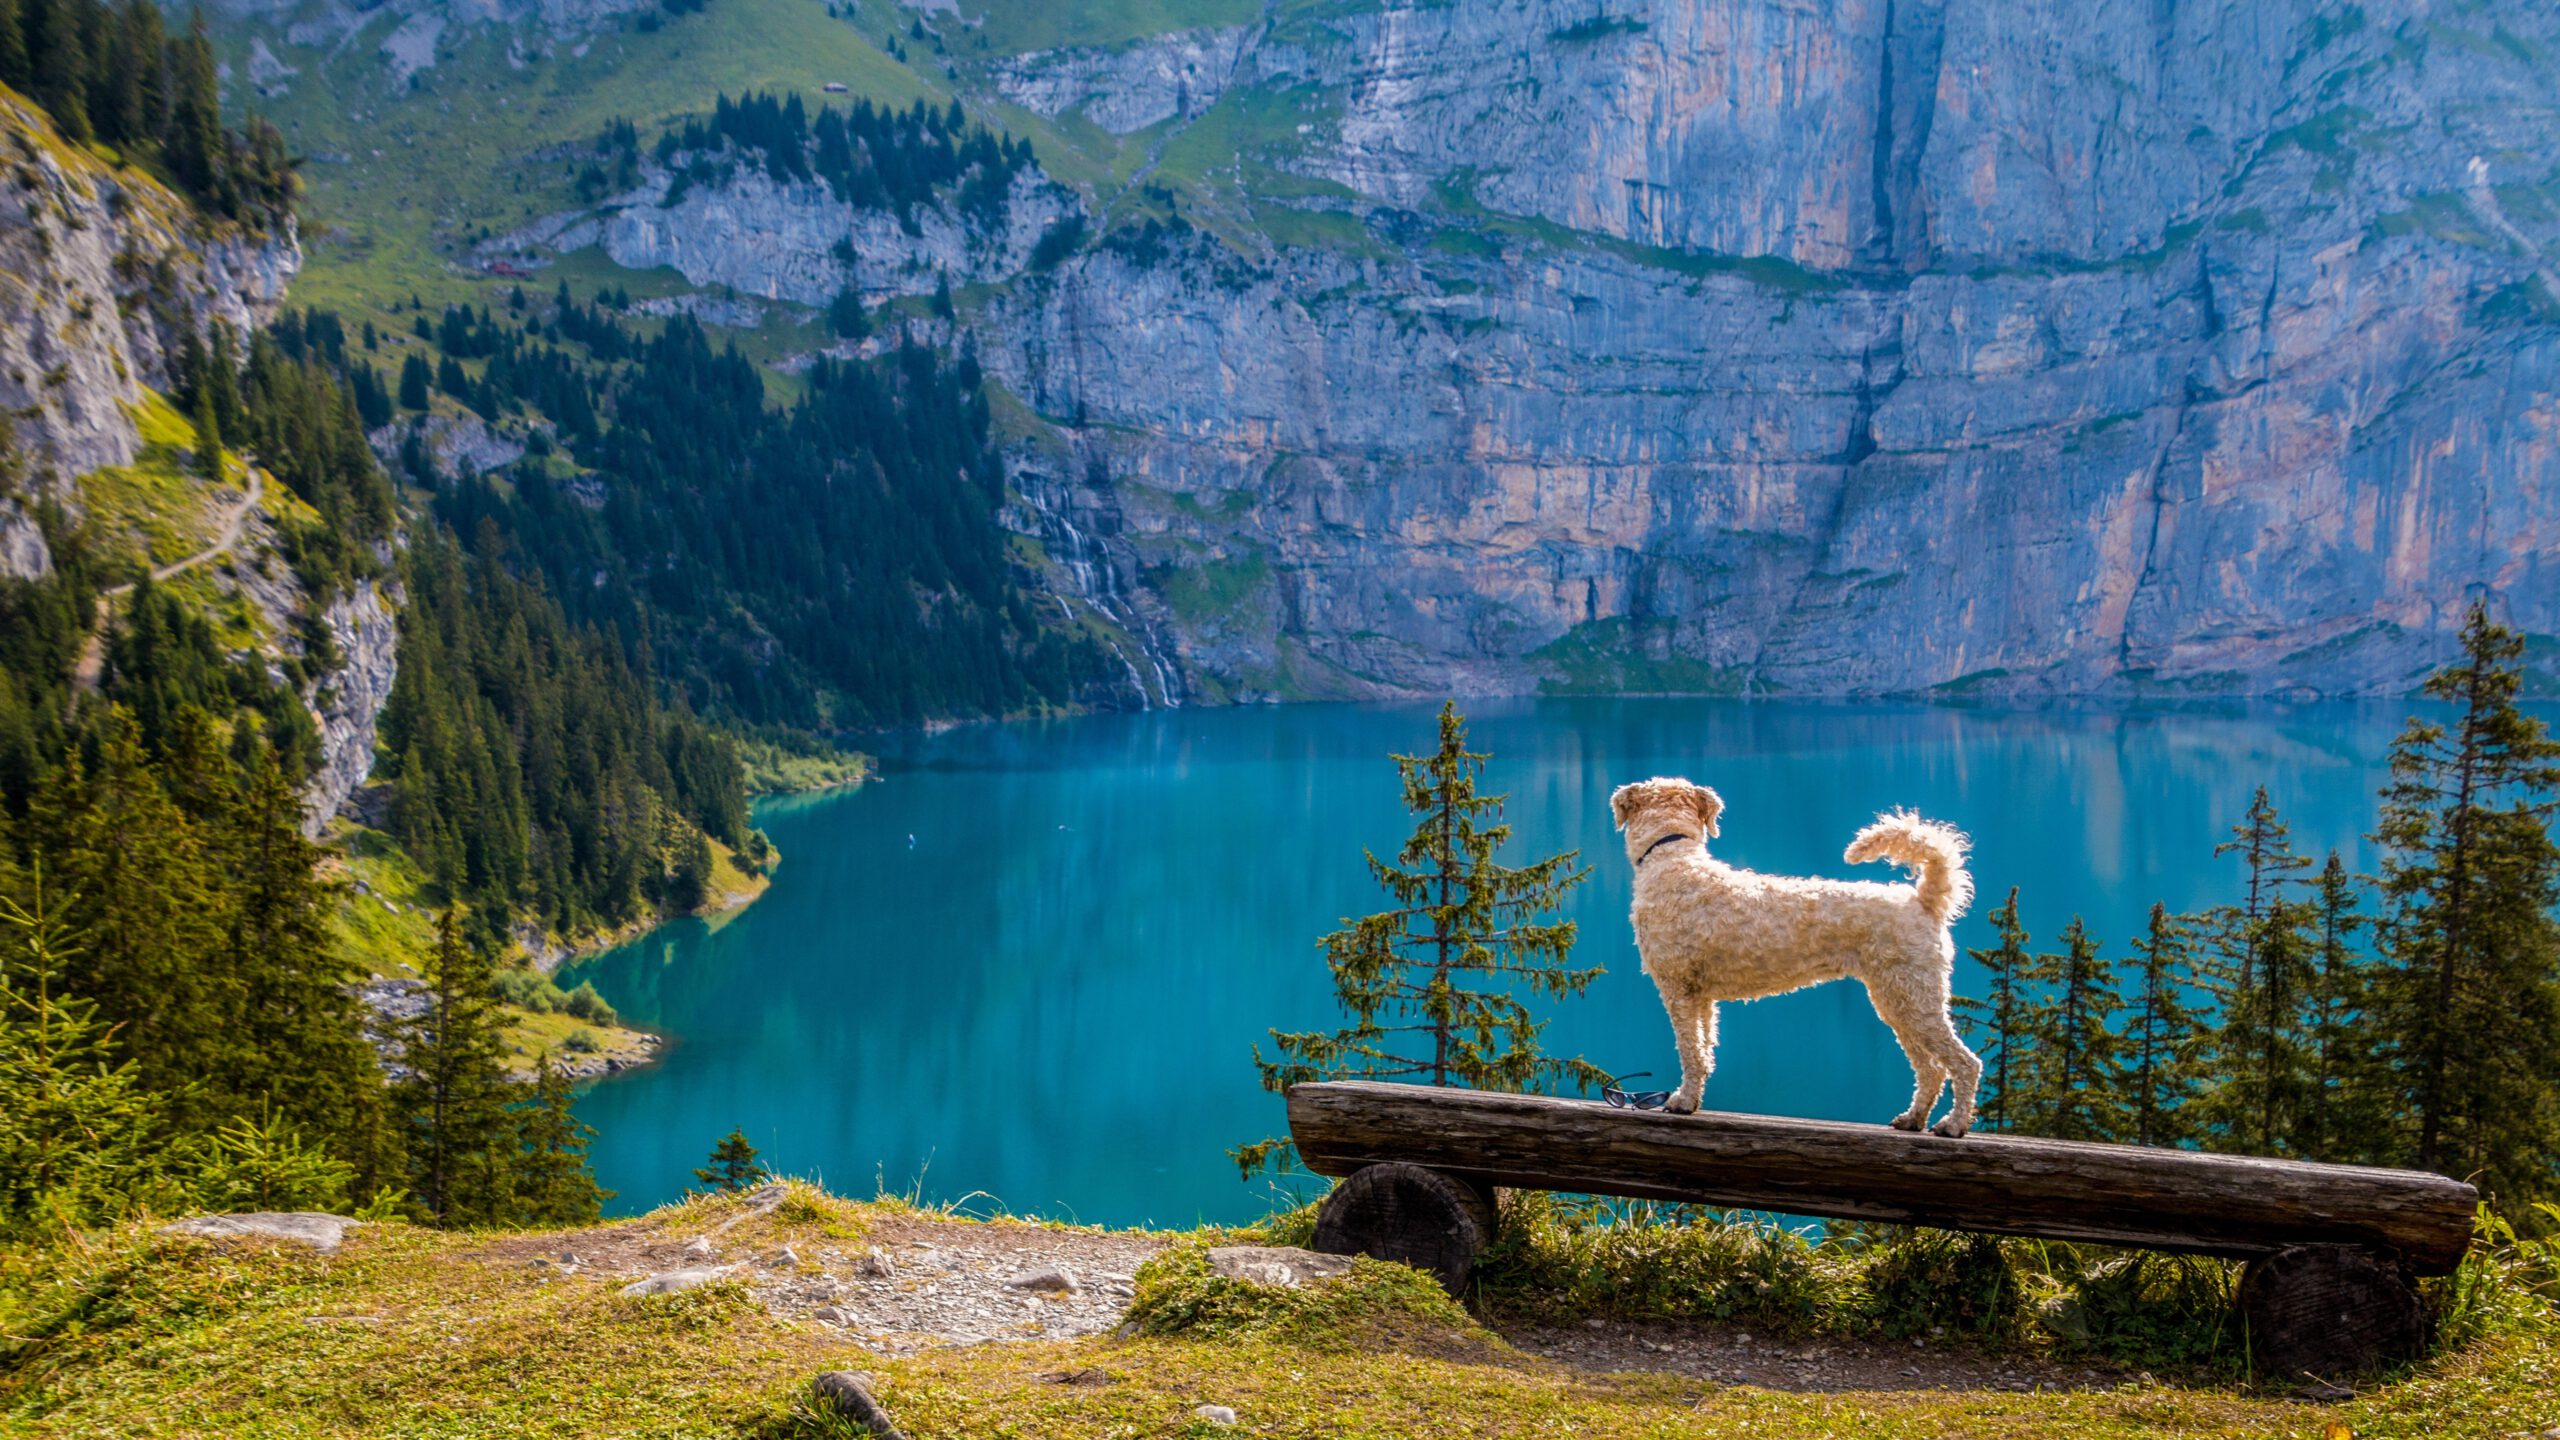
1637;832;1697;866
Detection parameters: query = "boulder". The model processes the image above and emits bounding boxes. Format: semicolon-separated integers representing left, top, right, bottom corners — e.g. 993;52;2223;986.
159;1213;362;1254
1005;1264;1078;1294
1206;1245;1355;1288
620;1266;735;1297
1194;1404;1238;1426
811;1371;906;1440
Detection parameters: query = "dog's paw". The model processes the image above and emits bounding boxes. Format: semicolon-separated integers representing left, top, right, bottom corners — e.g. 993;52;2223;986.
1929;1117;1971;1139
1889;1113;1923;1132
1664;1093;1700;1116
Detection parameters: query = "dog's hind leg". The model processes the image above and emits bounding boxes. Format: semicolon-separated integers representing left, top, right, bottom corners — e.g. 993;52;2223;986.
1872;977;1982;1138
1662;992;1718;1116
1867;980;1951;1134
1933;1022;1985;1139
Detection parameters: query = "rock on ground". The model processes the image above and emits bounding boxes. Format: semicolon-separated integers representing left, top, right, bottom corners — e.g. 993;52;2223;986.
160;1213;363;1254
1206;1245;1355;1287
620;1265;737;1297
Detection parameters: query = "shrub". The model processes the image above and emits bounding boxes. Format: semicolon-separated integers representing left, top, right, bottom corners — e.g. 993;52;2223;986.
563;982;617;1025
1475;1193;1841;1334
1855;1227;2027;1341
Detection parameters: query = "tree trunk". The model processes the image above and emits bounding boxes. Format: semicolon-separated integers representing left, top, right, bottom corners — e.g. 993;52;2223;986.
1310;1161;1497;1297
2240;1244;2427;1381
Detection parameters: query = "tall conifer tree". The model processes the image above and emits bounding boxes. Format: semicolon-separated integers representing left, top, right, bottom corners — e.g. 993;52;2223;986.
396;908;520;1223
512;1057;609;1224
2122;902;2206;1147
2367;603;2560;1203
1237;703;1602;1175
1955;888;2032;1132
2023;917;2125;1141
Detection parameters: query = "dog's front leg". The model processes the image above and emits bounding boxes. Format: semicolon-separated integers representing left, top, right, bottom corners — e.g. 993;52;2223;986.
1663;995;1718;1116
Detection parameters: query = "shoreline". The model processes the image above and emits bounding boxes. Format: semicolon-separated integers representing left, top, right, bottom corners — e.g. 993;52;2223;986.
543;772;874;1082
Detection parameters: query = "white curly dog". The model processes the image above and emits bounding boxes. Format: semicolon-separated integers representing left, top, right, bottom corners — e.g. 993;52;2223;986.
1610;778;1984;1137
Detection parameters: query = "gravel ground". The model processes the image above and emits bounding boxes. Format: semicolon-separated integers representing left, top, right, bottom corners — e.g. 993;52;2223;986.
486;1194;1165;1358
485;1193;2136;1392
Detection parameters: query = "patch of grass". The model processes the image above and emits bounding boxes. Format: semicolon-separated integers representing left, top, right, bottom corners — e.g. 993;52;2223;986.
961;0;1265;56
1431;167;1843;296
1153;548;1271;624
1125;1238;1489;1350
327;822;442;978
3;1190;2556;1438
76;391;231;572
1477;1195;1843;1334
1853;1226;2028;1343
238;0;940;370
1532;617;1755;696
732;734;872;796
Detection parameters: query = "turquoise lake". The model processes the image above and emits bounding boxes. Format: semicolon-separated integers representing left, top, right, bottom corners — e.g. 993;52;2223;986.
563;698;2428;1227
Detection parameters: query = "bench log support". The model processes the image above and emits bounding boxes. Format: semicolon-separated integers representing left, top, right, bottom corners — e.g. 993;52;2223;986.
1290;1080;2475;1377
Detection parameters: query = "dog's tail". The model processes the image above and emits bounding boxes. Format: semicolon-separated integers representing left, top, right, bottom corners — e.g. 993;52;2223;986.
1844;810;1974;923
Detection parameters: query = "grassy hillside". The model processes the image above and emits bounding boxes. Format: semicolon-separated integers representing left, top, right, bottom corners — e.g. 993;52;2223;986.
2;1182;2553;1438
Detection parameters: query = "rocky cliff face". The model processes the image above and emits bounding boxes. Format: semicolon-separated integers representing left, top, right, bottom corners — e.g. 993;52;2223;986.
220;0;2560;700
306;582;401;836
0;90;300;577
1;89;394;822
975;0;2560;698
501;162;1078;307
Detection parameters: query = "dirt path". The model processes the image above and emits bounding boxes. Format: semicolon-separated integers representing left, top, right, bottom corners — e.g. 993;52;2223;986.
72;461;264;692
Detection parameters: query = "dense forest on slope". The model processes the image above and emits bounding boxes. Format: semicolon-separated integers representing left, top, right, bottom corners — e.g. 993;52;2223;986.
0;0;292;227
655;89;1033;222
402;296;1104;728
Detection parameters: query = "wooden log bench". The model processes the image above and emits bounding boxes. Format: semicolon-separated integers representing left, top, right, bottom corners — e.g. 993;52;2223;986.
1287;1080;2480;1379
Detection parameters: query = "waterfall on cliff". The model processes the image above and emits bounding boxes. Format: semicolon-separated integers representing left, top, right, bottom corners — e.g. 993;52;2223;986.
1013;465;1183;709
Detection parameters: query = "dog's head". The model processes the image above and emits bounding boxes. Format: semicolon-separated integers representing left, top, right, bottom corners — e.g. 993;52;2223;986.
1609;777;1723;859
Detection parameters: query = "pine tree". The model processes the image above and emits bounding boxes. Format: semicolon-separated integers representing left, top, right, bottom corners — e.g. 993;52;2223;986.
1954;887;2032;1133
2366;602;2560;1204
0;877;165;1238
205;321;245;442
2300;852;2378;1163
2024;917;2125;1141
190;375;222;477
218;738;382;1157
398;352;431;411
827;285;869;340
0;0;31;93
166;9;221;198
2194;787;2318;1154
396;908;522;1224
26;0;92;143
45;709;230;1127
512;1056;609;1224
694;1127;767;1194
2122;903;2207;1147
1236;702;1602;1175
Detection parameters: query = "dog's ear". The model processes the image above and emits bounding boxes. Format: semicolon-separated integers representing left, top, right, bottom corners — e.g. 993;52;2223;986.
1690;784;1724;839
1609;783;1641;831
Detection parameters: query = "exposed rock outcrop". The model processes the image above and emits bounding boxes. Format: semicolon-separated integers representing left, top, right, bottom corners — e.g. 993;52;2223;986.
0;90;298;577
537;163;1078;307
995;26;1260;135
307;582;400;835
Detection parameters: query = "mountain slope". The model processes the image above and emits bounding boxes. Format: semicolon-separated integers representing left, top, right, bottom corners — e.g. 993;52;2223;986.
207;0;2560;699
